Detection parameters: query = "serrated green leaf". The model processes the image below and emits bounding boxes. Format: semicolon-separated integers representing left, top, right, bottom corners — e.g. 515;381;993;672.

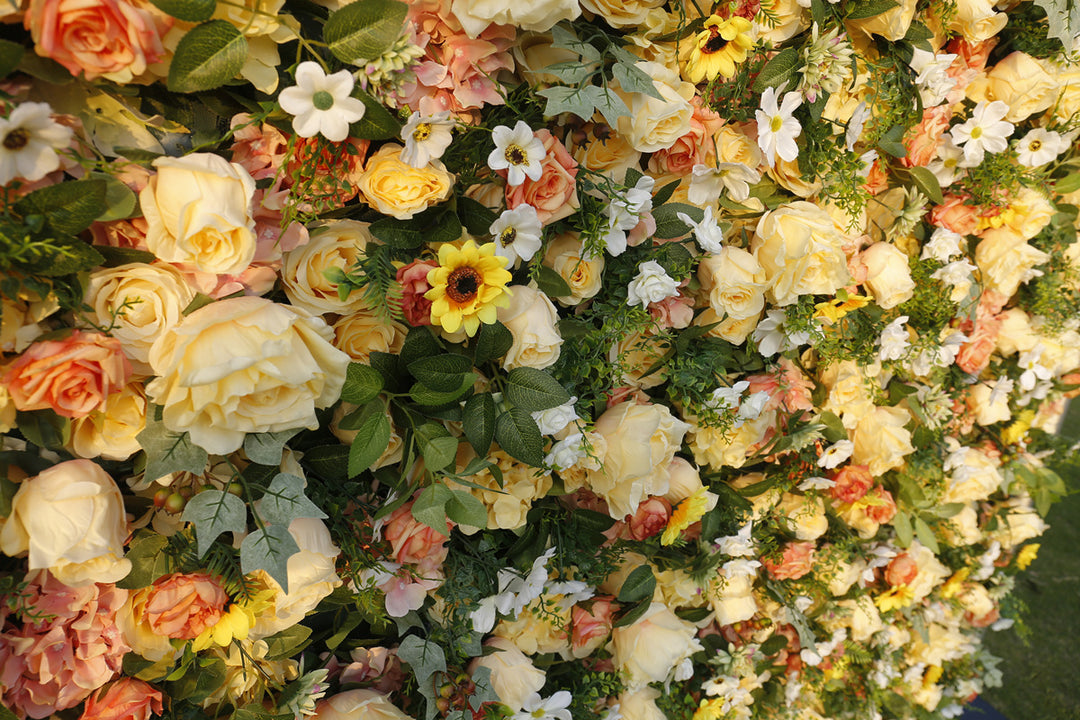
181;490;247;558
1036;0;1080;48
847;0;899;20
352;87;402;140
324;0;407;63
347;402;392;477
416;422;458;472
412;483;453;533
505;367;571;412
167;21;246;93
462;393;496;456
149;0;215;22
369;207;461;247
549;24;602;63
257;473;327;527
457;195;499;236
543;61;595;85
537;85;596;121
0;40;24;80
16;179;107;236
617;565;656;604
473;321;513;365
240;524;301;593
534;264;572;299
583;85;631;126
397;635;447;699
494;408;545;466
116;533;170;589
611;61;663;101
446;489;487;528
243;428;301;466
612;598;651;628
409;373;477;406
652;202;702;239
137;411;208;484
341;363;385;405
752;46;800;93
409;354;473;391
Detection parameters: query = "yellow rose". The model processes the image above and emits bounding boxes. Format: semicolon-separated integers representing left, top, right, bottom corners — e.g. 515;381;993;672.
611;602;702;689
117;586;180;663
618;687;667;720
967;52;1059;122
758;0;810;43
751;201;851;307
943;448;1002;504
946;0;1007;43
211;0;295;92
497;285;563;370
831;596;882;642
314;690;414;720
766;155;823;198
966;382;1011;426
994;308;1037;356
451;0;580;36
283;221;373;315
609;330;669;390
71;381;147;461
573;132;642;179
664;456;703;505
452;450;552;531
991;499;1048;550
83;262;196;375
493;596;571;656
697;247;768;320
906;541;949;601
587;402;690;518
332;309;406;363
512;32;586;86
975;235;1049;298
614;61;696;153
851;406;914;476
146;297;350;455
580;0;666;28
141;153;258;275
777;493;829;541
707;571;757;626
714;124;765;168
0;459;131;586
688;411;775;469
846;0;917;40
820;359;877;429
357;144;454;220
468;637;546;712
543;232;605;306
942;504;982;546
1047;58;1080;121
861;242;915;309
694;309;759;344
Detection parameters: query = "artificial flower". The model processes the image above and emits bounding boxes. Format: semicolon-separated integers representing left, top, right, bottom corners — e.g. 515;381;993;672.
488;120;545;186
687;162;760;204
683;15;753;84
1015;128;1067;167
400;110;455;167
626;260;679;309
490;204;543;265
425;240;513;336
951;100;1014;166
755;86;803;166
0;102;72;184
279;61;367;142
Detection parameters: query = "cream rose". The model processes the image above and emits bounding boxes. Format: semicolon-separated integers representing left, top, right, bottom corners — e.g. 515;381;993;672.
688;411;774;469
146;296;350;455
580;0;666;28
834;596;883;642
975;235;1049;298
757;0;810;43
332;310;406;364
451;0;579;36
609;330;669;390
967;52;1059;122
777;493;829;541
846;0;916;40
497;285;563;370
614;61;696;153
0;459;131;586
944;447;1003;504
573;133;642;179
71;382;147;461
946;0;1007;43
820;360;877;429
611;602;703;689
618;687;667;720
751;201;851;306
966;382;1011;426
696;310;759;344
141;153;258;275
697;248;767;320
544;233;605;306
708;571;757;625
283;221;373;315
357;144;454;221
851;406;915;476
469;637;546;712
314;690;413;720
861;242;915;310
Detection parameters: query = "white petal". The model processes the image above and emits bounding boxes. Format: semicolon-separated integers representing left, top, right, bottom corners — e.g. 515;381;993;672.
293;61;325;91
279;87;313;116
291;110;322;139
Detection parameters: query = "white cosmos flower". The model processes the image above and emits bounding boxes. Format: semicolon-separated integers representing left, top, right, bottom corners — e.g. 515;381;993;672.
817;439;854;469
512;692;572;720
0;102;73;185
927;133;965;187
400;111;455;167
490;204;543;265
279;62;367;142
1016;128;1067;167
626;260;678;308
488;120;545;186
688;162;761;203
677;205;726;254
756;86;803;166
951;100;1014;166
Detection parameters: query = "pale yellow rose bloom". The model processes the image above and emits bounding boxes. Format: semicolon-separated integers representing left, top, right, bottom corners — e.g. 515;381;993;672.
861;242;915;309
611;602;703;689
71;382;147;461
544;233;605;306
468;637;546;712
282;221;373;316
697;248;768;320
497;285;563;370
751;201;851;307
851;406;914;476
314;690;413;720
357;145;454;221
967;52;1059;121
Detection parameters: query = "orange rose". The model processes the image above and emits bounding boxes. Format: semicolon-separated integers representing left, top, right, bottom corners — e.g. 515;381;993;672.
2;330;132;419
884;553;917;587
505;129;579;225
383;497;452;571
829;464;873;504
571;596;617;658
763;541;815;580
929;194;980;236
142;572;227;640
80;678;163;720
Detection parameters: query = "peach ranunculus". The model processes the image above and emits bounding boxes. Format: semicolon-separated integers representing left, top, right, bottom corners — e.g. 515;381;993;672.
830;464;874;504
142;572;228;640
571;596;617;658
80;678;163;720
762;541;815;580
25;0;170;83
504;129;579;225
384;496;452;571
2;330;132;419
929;194;980;236
396;259;438;327
0;571;130;719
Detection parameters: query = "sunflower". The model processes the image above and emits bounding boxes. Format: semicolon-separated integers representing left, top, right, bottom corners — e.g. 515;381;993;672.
684;15;754;84
661;487;715;546
425;240;512;336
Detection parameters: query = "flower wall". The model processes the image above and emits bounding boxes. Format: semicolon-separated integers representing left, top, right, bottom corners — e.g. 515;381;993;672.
0;0;1078;719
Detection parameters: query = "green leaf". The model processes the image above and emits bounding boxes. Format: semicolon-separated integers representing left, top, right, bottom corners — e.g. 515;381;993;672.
914;516;939;553
1055;172;1080;195
611;61;662;101
446;489;487;528
752;46;800;93
28;239;106;277
473;321;513;365
818;411;847;443
409;373;477;406
893;510;913;547
505;367;571;411
262;625;313;661
244;428;301;466
347;402;392;477
409;354;473;392
652;179;680;208
181;490;248;558
341;363;385;405
300;445;350;482
846;0;899;20
583;85;631;127
760;633;790;656
116;533;170;589
167;21;246;92
462;393;496;456
412;483;453;533
877;125;908;159
537;85;597;121
16;54;72;84
904;166;943;204
617;565;657;603
549;24;602;62
324;0;408;63
369;206;461;247
137;411;208;484
96;246;157;268
652;202;702;239
352;88;402;140
1036;0;1080;48
416;423;458;473
0;40;25;80
494;408;544;467
534;264;572;299
612;598;651;628
16;409;69;450
240;524;301;593
257;473;327;527
91;173;139;223
543;61;596;85
457;195;499;236
149;0;216;22
16;179;107;236
397;635;447;704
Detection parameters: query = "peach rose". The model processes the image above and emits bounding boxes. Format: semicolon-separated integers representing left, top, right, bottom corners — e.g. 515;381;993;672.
396;259;438;327
763;541;815;580
26;0;169;83
543;232;605;306
830;464;873;503
571;596;616;658
2;330;131;419
384;496;452;570
143;572;228;640
884;553;918;587
80;678;163;720
929;195;980;236
903;106;951;168
647;99;725;176
505;129;579;225
626;496;672;541
862;486;897;524
332;310;406;364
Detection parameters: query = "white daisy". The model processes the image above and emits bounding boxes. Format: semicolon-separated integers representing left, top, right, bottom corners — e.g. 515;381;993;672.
279;62;367;142
512;692;572;720
951;100;1014;166
400;110;454;168
927;133;965;187
817;439;854;469
1017;345;1052;391
490;204;543;265
488;120;545;186
755;85;803;166
687;162;761;203
1016;128;1068;167
677;205;726;254
626;260;679;308
0;102;73;185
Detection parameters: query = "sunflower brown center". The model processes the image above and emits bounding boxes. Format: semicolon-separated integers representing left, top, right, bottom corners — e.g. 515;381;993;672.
504;144;527;165
446;266;482;303
498;227;517;247
3;128;29;151
702;26;729;54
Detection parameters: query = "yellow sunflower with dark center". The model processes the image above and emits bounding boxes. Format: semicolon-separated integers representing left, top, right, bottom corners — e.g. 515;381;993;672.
425;240;512;336
684;15;754;84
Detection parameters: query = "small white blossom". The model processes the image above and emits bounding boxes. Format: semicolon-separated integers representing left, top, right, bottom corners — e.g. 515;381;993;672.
532;397;579;435
799;474;837;490
688;162;760;203
545;432;589;471
400;111;454;167
603;175;654;256
931;258;977;298
988;376;1014;406
0;102;73;185
512;692;572;720
845;102;871;151
738;390;770;421
1016;128;1068;167
927;133;965;186
490;204;543;265
908;48;959;107
753;309;814;356
878;315;911;362
1018;345;1053;391
715;521;755;557
678;205;727;254
279;62;367;142
856;149;878;179
756;86;803;166
817;439;854;469
921;226;965;262
709;381;749;412
627;260;679;308
488;120;545;186
723;558;762;579
951;101;1014;166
